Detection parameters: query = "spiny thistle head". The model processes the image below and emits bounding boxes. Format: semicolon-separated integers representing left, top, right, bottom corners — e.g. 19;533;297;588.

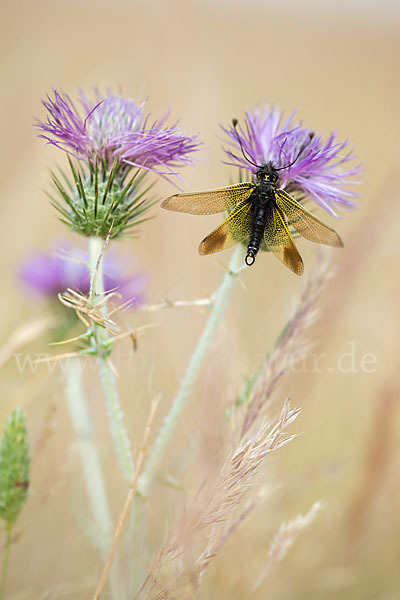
222;105;361;217
36;89;200;238
49;158;156;238
0;409;30;528
36;89;200;176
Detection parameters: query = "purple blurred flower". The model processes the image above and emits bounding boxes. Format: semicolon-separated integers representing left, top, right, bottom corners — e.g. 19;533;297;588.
36;89;200;177
222;106;361;216
19;244;147;308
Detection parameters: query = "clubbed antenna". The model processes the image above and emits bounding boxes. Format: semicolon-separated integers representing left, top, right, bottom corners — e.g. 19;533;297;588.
232;118;262;169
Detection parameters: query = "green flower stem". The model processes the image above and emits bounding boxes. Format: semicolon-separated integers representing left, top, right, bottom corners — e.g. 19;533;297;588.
137;243;247;497
64;358;120;599
89;236;105;305
89;236;134;482
97;357;134;482
65;358;113;547
235;319;291;409
0;529;11;600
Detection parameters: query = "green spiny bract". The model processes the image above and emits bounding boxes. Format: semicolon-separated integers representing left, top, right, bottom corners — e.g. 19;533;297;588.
49;158;156;239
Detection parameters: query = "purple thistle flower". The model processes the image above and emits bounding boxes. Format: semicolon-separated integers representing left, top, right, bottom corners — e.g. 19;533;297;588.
36;89;200;177
222;106;361;216
19;243;147;308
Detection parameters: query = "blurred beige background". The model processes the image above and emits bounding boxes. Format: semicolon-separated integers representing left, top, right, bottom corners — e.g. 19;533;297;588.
1;0;400;598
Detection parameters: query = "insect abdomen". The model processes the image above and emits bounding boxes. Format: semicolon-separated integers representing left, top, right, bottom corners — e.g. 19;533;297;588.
246;193;269;266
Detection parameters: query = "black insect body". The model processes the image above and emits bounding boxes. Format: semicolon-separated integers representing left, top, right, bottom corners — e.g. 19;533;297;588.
245;162;281;266
161;124;343;275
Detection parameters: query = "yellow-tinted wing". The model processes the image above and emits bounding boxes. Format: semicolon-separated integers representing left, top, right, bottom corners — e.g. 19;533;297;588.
276;189;343;247
161;182;254;215
199;201;252;255
264;206;304;275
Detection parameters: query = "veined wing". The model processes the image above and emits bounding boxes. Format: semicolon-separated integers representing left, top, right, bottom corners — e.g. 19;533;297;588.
276;189;344;247
264;206;304;275
199;201;252;255
161;182;254;215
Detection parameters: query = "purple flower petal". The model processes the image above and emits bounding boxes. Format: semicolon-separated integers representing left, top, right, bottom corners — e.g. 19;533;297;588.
222;105;361;216
35;89;200;177
19;243;147;308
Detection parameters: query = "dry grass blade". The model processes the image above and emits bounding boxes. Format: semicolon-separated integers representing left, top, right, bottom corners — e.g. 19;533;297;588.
344;380;398;555
58;288;121;335
0;317;55;369
141;252;333;599
90;231;111;305
34;351;81;365
139;297;214;312
241;250;333;437
94;397;159;600
38;576;94;599
144;400;300;599
252;500;324;593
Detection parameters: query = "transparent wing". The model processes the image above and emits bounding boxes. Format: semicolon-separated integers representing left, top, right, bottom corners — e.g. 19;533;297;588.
199;201;252;255
264;206;304;275
276;189;343;247
161;182;254;215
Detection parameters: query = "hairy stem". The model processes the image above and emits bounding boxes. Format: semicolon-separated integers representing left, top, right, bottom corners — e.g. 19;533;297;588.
94;398;159;600
89;236;134;482
235;319;291;409
137;243;247;497
97;357;134;481
64;357;120;598
65;358;113;544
